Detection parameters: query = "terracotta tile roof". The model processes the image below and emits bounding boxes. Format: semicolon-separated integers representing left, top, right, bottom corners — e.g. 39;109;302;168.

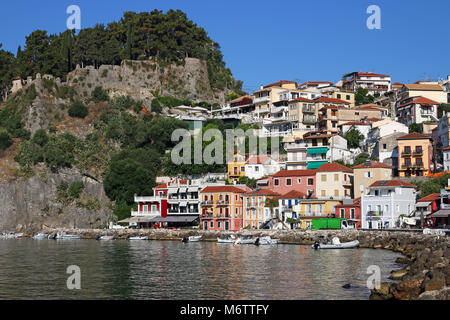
246;155;271;165
154;184;167;189
271;169;316;177
289;97;314;103
338;121;371;127
263;80;297;89
417;193;440;202
299;81;334;87
369;180;417;188
404;84;443;91
314;97;350;104
352;161;393;169
443;146;450;151
319;105;347;111
279;190;308;199
397;132;432;140
244;188;280;196
201;186;249;193
316;162;353;173
398;96;439;108
357;72;390;77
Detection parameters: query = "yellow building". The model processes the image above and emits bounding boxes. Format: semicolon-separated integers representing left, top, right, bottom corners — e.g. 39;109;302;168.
242;189;280;229
227;153;247;183
332;91;355;107
397;132;433;177
253;80;298;119
352;161;393;198
315;163;354;199
296;199;342;229
398;84;447;104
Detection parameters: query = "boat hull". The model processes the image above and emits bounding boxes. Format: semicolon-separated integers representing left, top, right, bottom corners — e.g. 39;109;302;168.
313;240;360;249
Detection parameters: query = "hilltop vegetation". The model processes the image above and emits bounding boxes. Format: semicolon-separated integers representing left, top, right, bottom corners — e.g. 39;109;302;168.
0;9;244;99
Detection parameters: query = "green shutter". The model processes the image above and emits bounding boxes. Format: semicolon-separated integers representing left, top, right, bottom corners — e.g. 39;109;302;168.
307;147;328;154
307;161;328;169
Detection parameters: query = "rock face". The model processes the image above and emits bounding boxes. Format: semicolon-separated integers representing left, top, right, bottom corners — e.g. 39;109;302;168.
66;58;230;107
0;168;114;233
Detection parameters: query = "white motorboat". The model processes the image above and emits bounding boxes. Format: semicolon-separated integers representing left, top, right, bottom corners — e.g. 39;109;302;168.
32;233;48;240
312;237;359;250
128;236;149;241
255;236;279;245
97;235;115;241
234;237;257;245
217;235;237;243
56;233;82;240
188;235;202;242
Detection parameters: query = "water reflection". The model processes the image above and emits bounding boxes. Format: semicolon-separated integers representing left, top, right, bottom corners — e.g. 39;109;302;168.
0;240;402;300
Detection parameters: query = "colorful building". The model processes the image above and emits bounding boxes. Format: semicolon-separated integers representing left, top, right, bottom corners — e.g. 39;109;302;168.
297;198;343;229
200;185;251;231
261;169;316;197
397;132;433;177
242;189;280;229
227;153;247;183
352;160;393;199
335;198;362;229
315;162;353;199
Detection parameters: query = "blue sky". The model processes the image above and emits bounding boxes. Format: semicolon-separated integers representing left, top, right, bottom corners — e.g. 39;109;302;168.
1;0;449;93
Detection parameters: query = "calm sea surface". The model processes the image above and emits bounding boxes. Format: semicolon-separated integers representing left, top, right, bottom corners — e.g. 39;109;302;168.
0;239;402;300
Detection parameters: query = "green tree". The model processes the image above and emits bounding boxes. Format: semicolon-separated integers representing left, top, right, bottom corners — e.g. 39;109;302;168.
32;129;49;147
91;86;109;102
355;88;375;106
344;127;364;148
238;176;257;189
68;100;89;118
0;129;13;150
265;198;279;229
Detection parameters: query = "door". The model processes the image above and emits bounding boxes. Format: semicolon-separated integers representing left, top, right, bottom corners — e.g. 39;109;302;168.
204;221;208;230
225;221;229;231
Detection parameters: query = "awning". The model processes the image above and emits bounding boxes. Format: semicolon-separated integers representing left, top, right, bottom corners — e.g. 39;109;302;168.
179;187;187;193
307;147;328;155
149;216;199;223
307;161;327;169
168;188;178;194
187;187;198;193
179;202;187;207
431;210;450;218
415;202;431;208
118;217;154;223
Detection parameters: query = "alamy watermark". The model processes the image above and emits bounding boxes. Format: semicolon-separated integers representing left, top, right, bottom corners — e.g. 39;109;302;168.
366;5;381;30
66;5;81;30
366;265;381;290
67;265;81;290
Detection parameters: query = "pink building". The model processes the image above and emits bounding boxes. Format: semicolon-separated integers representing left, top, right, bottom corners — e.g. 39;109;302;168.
259;170;316;198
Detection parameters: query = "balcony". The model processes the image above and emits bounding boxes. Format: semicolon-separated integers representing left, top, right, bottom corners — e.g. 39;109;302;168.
134;196;162;202
401;151;412;157
367;211;383;217
254;96;270;104
131;211;160;217
413;150;423;156
271;106;287;113
401;164;413;169
216;201;231;206
201;201;214;206
302;106;315;114
303;117;316;124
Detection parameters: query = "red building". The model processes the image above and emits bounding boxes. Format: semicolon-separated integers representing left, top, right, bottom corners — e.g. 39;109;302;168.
259;170;316;198
334;198;361;229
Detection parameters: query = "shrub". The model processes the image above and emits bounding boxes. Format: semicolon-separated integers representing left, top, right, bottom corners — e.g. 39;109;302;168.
68;181;84;199
0;129;13;150
68;101;88;118
91;86;109;102
32;129;49;147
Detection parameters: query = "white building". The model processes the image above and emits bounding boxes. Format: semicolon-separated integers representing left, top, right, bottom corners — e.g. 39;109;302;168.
338;122;371;142
245;156;281;180
361;180;417;229
443;147;450;171
342;72;392;96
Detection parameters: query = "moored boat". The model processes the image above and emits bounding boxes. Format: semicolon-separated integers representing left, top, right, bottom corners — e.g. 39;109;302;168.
234;237;257;245
97;235;115;241
127;236;148;241
32;233;48;240
56;233;82;240
217;235;236;244
312;237;359;250
255;236;279;245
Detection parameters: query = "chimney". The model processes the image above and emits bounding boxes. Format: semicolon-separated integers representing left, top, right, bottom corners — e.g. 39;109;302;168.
260;85;263;90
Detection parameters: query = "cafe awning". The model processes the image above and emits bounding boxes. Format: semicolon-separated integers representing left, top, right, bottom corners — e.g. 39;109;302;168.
307;147;328;155
168;188;178;194
179;187;187;193
307;161;327;169
431;210;450;218
149;216;199;223
187;187;198;193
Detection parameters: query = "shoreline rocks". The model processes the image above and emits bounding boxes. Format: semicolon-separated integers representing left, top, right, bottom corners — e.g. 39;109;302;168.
28;228;450;300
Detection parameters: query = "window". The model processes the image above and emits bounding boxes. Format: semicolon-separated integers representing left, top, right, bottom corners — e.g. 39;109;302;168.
337;94;341;99
346;95;350;100
334;190;339;197
218;221;222;229
286;179;292;186
241;166;245;172
143;205;148;212
340;209;345;218
210;221;214;228
255;166;259;172
321;175;327;182
274;179;279;186
334;174;339;181
383;144;387;150
350;209;355;219
298;178;302;184
151;205;157;212
308;178;314;185
321;190;326;197
365;171;373;178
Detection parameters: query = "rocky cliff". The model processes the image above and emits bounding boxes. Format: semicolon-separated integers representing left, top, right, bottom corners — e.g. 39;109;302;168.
0;167;114;233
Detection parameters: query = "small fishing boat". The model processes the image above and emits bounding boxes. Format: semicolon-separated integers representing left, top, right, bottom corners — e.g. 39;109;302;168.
127;236;148;241
181;235;202;243
255;236;279;245
32;233;48;240
234;237;256;245
48;234;56;240
97;235;115;241
217;235;236;243
56;233;82;240
312;237;359;250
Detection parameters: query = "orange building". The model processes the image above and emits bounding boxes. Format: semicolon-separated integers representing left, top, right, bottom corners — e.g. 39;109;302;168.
200;185;252;231
242;189;280;229
397;132;433;177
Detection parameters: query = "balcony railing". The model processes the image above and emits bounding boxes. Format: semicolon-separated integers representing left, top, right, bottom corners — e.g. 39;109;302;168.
201;201;214;206
413;150;423;156
401;151;411;157
303;118;316;124
131;211;160;217
217;201;231;206
367;211;383;217
302;107;315;114
254;96;270;104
